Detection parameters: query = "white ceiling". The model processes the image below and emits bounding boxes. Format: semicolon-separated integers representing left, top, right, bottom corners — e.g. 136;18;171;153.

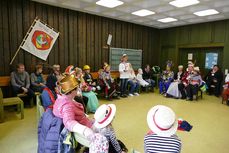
32;0;229;29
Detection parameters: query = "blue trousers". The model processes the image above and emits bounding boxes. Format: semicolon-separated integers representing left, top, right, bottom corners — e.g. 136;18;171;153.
145;79;155;88
120;78;128;95
159;81;171;93
128;80;139;94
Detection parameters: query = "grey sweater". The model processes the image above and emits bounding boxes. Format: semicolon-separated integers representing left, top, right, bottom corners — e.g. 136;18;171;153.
10;71;30;89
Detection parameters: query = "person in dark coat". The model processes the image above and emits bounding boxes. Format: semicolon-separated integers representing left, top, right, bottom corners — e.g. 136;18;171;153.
143;64;155;91
205;65;223;97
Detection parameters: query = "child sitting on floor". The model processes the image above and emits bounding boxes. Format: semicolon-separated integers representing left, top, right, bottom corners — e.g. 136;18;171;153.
93;104;128;153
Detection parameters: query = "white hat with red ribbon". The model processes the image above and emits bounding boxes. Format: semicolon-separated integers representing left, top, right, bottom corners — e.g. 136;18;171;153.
94;104;116;129
147;105;178;137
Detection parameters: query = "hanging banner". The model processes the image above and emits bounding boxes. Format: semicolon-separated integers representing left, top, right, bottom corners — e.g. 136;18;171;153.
21;20;59;60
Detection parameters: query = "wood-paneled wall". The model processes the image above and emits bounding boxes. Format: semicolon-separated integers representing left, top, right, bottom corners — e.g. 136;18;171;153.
0;0;160;76
159;20;229;70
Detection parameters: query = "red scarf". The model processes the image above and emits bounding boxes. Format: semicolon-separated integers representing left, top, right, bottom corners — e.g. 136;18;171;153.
43;87;56;109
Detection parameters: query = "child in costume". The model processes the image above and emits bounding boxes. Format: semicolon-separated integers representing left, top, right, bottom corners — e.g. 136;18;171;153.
99;63;119;100
119;54;129;97
144;105;192;153
75;67;99;113
186;66;203;101
159;61;174;94
93;104;128;153
83;65;101;92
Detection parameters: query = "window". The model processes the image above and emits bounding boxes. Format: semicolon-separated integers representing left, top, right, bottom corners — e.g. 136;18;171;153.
205;53;218;69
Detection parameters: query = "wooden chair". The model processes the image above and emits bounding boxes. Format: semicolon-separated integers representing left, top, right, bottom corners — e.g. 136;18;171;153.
0;88;24;123
36;95;44;121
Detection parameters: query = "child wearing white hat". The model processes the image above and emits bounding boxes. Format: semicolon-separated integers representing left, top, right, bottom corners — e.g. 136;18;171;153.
144;105;182;153
93;104;127;153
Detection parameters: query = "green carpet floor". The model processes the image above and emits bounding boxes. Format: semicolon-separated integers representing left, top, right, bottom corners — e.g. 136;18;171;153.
0;92;229;153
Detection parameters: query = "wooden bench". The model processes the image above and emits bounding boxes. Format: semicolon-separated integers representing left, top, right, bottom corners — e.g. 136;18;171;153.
0;88;24;122
0;75;48;107
90;71;120;80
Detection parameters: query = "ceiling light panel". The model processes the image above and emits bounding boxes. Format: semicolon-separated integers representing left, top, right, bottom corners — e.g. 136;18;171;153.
96;0;124;8
132;9;155;17
170;0;199;8
158;17;178;23
194;9;219;16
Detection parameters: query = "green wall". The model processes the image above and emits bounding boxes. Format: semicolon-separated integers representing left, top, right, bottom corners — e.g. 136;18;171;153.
159;20;229;72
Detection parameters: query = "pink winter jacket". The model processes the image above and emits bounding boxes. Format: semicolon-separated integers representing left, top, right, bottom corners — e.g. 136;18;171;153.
53;94;92;131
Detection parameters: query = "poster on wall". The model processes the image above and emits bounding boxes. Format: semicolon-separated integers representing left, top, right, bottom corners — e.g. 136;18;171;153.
188;53;193;60
205;53;218;69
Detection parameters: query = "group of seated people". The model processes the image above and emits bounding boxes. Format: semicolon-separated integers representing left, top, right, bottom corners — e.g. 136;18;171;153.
11;59;229;153
38;71;192;153
157;61;203;101
157;61;229;102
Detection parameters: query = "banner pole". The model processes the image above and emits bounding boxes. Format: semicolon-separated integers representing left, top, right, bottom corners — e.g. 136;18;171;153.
10;17;39;65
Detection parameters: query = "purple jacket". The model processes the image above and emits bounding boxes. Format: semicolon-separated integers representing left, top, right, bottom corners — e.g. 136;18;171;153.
38;109;64;153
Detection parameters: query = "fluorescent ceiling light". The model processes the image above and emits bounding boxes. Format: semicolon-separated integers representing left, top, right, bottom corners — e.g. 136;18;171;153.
158;17;178;23
96;0;123;8
169;0;199;8
132;9;155;17
194;9;219;16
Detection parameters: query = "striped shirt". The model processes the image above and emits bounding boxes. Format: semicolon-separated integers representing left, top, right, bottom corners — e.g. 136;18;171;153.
94;125;122;153
144;134;182;153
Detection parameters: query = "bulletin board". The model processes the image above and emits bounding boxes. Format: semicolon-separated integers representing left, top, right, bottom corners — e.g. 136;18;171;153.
109;47;142;71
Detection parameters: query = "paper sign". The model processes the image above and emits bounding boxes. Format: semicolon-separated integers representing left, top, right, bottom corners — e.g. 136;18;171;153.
188;53;193;60
225;69;228;75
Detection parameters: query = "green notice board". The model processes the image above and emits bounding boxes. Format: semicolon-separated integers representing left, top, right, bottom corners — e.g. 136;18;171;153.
109;47;142;71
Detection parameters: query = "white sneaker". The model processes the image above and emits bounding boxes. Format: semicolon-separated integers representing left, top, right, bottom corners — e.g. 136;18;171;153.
134;93;139;96
92;87;96;91
96;86;101;90
129;93;134;96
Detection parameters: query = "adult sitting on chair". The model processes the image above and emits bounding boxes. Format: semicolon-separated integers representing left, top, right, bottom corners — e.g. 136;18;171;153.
53;74;108;152
159;61;174;94
30;64;46;93
166;65;184;98
143;64;155;91
205;65;223;97
10;63;35;101
178;62;194;99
